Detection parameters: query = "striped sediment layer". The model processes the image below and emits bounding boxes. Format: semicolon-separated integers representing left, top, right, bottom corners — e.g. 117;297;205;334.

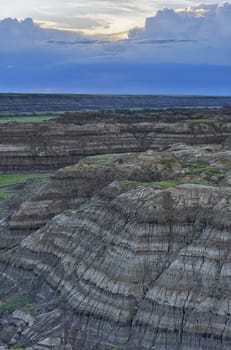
3;182;230;349
0;141;230;349
5;145;231;242
0;111;230;172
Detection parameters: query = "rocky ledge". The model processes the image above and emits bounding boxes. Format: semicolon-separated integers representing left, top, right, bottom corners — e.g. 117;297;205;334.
0;111;230;350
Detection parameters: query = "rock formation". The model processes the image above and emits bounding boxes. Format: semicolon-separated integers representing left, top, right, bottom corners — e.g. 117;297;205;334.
0;109;230;350
0;109;230;172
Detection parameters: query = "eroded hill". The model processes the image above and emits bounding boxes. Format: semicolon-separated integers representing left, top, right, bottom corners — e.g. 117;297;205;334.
0;109;230;172
0;109;230;350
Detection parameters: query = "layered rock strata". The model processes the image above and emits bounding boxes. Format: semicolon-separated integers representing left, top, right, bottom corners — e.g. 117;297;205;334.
4;145;230;243
0;110;231;350
0;110;230;171
1;180;231;349
0;111;230;350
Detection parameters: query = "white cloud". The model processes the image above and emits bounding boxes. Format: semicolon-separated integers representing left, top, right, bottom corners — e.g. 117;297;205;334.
118;2;231;65
0;3;231;94
0;17;89;52
129;1;231;42
1;1;228;36
1;3;231;62
0;0;155;35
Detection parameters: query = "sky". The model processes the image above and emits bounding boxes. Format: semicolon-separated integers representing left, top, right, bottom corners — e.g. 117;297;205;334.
0;1;231;94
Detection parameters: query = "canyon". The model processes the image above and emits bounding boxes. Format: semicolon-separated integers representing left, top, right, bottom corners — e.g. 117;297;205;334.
0;105;230;350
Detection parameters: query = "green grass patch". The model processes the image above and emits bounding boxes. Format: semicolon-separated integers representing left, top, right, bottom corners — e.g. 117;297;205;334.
0;173;50;188
187;119;219;129
64;208;76;216
0;114;57;124
0;173;51;213
203;167;224;178
0;293;33;314
118;180;143;187
0;188;11;200
119;179;182;189
159;156;177;166
185;159;226;179
119;179;209;189
153;180;182;188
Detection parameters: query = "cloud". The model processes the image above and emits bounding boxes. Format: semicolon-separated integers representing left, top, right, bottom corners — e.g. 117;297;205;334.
0;0;155;35
0;17;84;45
122;2;231;65
0;3;231;94
0;18;41;42
129;2;231;42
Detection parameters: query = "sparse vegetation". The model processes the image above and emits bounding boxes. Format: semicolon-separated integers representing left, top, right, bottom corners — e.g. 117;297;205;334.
64;202;96;216
0;278;38;314
159;156;178;166
119;179;182;189
0;173;51;219
0;173;50;188
118;180;143;187
187;119;220;130
185;159;228;181
0;188;11;200
186;226;203;244
0;293;34;314
154;180;182;188
119;178;210;189
0;173;51;203
64;208;76;216
83;153;125;165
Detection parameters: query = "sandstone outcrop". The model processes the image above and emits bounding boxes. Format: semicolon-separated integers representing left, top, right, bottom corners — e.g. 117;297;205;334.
0;110;230;350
